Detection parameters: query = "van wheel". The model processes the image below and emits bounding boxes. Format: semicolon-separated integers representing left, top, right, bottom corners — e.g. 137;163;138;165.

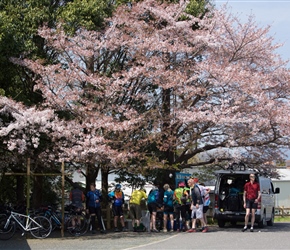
217;220;226;228
258;212;266;228
267;210;274;226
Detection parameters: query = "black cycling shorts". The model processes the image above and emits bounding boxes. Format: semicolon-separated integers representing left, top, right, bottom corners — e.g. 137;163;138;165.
246;199;258;210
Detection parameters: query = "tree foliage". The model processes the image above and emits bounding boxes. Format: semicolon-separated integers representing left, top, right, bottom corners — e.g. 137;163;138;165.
0;0;117;204
1;0;290;204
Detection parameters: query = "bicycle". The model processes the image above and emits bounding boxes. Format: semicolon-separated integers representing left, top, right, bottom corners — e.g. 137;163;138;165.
0;208;52;240
39;205;67;231
66;208;89;236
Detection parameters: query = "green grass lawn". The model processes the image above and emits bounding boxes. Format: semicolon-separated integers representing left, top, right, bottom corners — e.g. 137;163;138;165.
275;216;290;222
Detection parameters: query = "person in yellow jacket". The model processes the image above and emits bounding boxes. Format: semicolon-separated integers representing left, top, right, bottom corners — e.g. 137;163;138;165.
173;182;189;232
129;188;147;232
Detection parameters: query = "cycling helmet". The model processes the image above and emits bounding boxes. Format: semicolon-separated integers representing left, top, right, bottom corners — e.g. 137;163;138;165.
178;182;185;187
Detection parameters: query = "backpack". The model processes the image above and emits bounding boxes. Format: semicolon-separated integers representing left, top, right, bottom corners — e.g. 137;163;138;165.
163;190;174;207
174;188;187;205
148;188;159;204
191;184;202;205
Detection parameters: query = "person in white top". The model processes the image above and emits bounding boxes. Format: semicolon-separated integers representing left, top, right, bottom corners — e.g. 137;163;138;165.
199;183;211;225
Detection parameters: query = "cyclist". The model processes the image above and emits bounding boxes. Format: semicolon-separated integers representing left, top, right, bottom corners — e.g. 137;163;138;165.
69;182;85;232
129;188;147;232
86;183;107;234
147;180;164;232
108;184;127;232
173;181;189;232
162;184;174;232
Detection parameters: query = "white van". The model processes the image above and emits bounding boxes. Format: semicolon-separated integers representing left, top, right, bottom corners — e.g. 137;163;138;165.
213;169;280;228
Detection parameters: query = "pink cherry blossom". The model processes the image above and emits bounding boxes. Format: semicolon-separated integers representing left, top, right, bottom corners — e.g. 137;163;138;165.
5;0;290;171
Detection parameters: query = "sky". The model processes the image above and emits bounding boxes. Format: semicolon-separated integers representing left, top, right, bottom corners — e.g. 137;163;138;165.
215;1;290;160
215;0;290;64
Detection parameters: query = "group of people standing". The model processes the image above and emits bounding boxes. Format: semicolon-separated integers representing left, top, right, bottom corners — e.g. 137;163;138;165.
69;171;262;235
144;177;211;233
69;177;211;234
70;182;127;234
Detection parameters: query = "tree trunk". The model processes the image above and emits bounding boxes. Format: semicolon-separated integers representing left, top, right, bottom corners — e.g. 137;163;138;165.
31;175;43;208
162;88;175;165
85;163;100;193
16;175;25;202
101;167;109;207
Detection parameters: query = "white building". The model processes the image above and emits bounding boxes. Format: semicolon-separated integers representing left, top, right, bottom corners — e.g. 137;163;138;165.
72;170;154;201
272;168;290;208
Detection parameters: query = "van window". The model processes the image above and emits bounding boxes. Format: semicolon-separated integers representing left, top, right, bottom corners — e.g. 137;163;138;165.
260;178;273;194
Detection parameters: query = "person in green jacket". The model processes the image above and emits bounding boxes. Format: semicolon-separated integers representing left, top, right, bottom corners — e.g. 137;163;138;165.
173;181;189;232
129;188;147;232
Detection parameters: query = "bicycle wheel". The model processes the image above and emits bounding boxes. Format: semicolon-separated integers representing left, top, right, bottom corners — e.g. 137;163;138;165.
30;216;52;239
0;217;16;240
67;214;87;236
77;215;89;236
50;216;61;231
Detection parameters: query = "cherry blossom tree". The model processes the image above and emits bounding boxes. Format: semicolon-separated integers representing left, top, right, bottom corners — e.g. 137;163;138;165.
5;0;290;189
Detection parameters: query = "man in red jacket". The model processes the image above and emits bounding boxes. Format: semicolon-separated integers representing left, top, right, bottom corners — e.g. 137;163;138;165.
242;174;261;232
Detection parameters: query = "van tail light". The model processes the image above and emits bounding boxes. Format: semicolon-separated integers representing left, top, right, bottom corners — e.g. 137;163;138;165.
257;198;261;209
215;194;219;208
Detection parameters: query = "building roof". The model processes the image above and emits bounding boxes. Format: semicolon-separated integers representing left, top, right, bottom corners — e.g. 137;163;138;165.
272;168;290;181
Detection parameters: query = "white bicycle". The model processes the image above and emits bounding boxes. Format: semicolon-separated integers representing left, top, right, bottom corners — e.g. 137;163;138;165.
0;209;52;240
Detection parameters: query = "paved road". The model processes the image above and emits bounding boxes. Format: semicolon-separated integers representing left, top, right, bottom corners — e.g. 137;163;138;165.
1;223;290;250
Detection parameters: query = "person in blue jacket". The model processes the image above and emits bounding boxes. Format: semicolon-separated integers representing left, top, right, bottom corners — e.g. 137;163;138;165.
86;182;106;234
108;184;127;232
163;184;174;232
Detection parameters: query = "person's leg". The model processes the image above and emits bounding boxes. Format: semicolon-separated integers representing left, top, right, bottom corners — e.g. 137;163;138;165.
96;207;106;232
135;204;141;228
200;217;208;232
203;213;207;224
151;212;157;229
185;204;191;230
71;215;76;228
148;203;153;230
245;209;250;225
169;213;174;231
114;216;118;228
120;215;126;228
135;219;140;227
243;199;252;231
174;206;181;231
90;214;96;233
196;205;207;232
163;213;168;232
88;207;97;233
243;208;250;231
112;205;119;231
251;209;256;229
203;206;209;224
75;208;81;226
119;207;127;231
189;219;196;231
199;217;206;228
188;207;197;232
250;200;258;231
129;205;135;229
149;203;158;232
112;206;120;231
180;205;187;231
